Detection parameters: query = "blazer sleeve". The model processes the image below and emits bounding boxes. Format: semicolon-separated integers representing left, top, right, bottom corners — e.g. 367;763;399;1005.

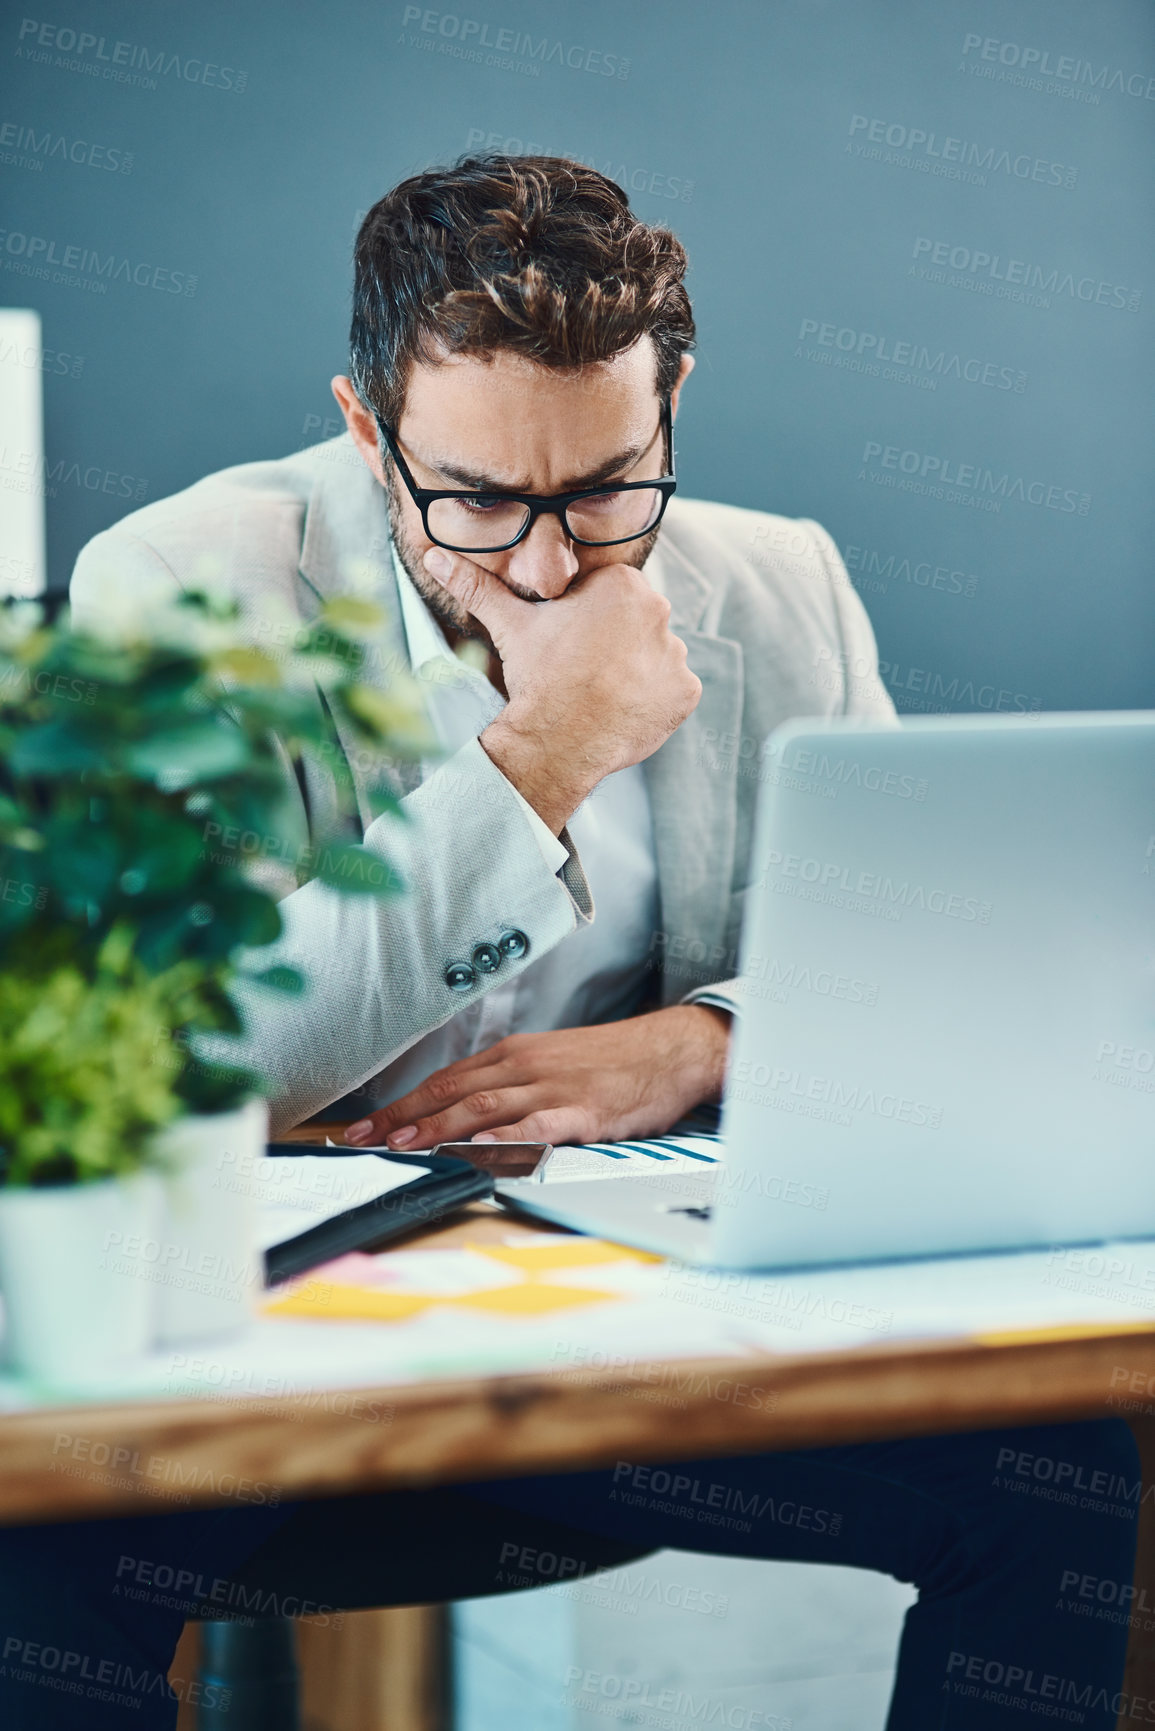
70;527;594;1133
676;519;896;1023
799;518;897;721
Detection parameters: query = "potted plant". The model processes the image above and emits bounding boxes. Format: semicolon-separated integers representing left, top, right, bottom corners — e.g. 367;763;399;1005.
0;927;181;1384
0;587;427;1371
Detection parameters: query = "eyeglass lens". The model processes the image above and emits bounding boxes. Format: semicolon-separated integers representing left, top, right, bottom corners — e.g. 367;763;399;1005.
426;485;664;552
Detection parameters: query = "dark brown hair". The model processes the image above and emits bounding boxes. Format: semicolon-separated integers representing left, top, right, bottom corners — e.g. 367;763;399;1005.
349;154;695;424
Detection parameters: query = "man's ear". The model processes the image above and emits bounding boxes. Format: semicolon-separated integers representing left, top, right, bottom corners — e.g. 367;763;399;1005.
669;353;695;423
331;375;386;484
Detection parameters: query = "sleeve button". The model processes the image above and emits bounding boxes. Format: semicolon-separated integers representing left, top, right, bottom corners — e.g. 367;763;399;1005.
497;928;529;961
444;962;476;991
472;943;502;974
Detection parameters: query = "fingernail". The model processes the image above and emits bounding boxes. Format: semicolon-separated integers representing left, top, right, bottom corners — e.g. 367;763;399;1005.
387;1125;418;1148
424;549;450;578
345;1120;375;1145
471;1133;498;1144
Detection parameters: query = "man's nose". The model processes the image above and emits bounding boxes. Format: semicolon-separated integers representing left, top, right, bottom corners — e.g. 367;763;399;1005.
503;511;580;599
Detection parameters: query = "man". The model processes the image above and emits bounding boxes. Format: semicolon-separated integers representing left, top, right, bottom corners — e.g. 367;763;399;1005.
37;156;1135;1731
71;153;889;1142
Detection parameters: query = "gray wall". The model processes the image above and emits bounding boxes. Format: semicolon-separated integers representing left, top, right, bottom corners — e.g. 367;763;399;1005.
3;0;1152;710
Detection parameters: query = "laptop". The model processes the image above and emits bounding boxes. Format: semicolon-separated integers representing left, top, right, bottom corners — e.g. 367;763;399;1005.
496;712;1155;1269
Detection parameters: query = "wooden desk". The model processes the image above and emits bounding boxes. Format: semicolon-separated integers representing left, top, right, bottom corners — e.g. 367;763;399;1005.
3;1124;1153;1727
4;1200;1154;1526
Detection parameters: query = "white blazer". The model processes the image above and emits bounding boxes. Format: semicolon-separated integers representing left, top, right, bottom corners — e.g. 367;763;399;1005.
70;436;895;1132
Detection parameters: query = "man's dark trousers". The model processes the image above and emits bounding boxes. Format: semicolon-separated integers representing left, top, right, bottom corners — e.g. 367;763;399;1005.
0;1418;1138;1730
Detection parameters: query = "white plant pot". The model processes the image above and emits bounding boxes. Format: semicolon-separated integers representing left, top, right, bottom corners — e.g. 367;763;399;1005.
151;1098;267;1347
0;1171;161;1386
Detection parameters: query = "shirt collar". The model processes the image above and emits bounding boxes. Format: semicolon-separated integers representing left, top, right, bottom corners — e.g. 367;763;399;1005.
390;540;457;673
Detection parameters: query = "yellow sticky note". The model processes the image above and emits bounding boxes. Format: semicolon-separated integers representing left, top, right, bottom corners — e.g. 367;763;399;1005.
974;1320;1155;1347
262;1285;434;1322
450;1282;619;1316
477;1239;660;1272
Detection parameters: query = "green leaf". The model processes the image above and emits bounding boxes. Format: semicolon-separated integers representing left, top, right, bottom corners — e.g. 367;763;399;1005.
44;821;122;906
342;684;435;753
115;823;208;896
208;646;282;687
126;720;252;788
0;949;182;1184
319;597;384;633
108;654;202;708
224;687;324;737
246;964;305;995
364;783;406;824
173;1054;256;1115
204;884;283;948
9;722;104;775
309;840;405;896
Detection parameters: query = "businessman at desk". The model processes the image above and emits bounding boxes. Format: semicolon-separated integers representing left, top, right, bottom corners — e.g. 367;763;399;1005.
37;156;1139;1729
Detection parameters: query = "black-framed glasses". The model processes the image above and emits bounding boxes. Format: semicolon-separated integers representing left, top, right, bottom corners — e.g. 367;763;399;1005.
373;399;677;553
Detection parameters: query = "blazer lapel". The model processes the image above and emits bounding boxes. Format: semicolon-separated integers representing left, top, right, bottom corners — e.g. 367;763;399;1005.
297;442;423;822
292;444;744;984
642;535;743;1004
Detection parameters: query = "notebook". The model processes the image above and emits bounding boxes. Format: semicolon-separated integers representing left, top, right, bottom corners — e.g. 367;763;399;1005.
257;1148;493;1285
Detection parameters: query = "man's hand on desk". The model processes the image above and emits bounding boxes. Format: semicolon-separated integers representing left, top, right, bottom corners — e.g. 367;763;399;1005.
342;1004;731;1151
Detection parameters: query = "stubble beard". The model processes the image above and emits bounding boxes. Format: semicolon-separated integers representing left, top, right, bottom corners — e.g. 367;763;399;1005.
381;461;662;655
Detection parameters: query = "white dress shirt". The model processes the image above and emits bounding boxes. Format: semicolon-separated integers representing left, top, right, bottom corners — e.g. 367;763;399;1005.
346;547;662;1113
